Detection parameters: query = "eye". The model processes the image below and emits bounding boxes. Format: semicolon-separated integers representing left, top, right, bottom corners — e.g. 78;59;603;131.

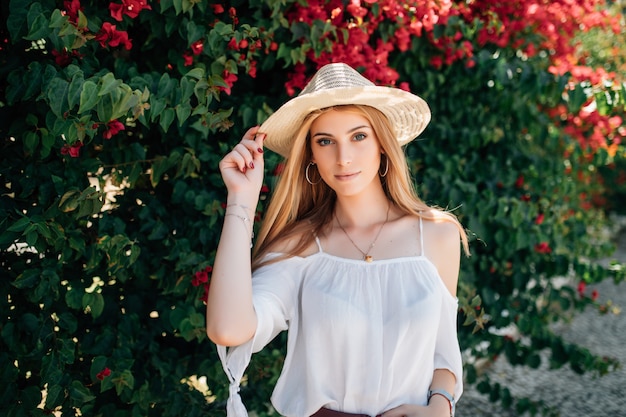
353;133;367;141
316;138;333;146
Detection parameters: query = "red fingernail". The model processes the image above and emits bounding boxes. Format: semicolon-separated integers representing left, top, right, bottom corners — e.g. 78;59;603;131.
257;148;264;153
242;166;247;173
249;162;254;169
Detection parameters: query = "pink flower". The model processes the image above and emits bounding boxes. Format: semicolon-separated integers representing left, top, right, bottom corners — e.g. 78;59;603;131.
534;213;545;225
103;120;125;139
96;367;111;380
95;22;132;50
577;281;586;296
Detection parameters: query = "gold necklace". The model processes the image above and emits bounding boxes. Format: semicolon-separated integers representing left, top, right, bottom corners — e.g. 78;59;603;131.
334;204;390;263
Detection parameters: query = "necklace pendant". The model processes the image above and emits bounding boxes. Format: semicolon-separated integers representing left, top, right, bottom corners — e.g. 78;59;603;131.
365;255;373;263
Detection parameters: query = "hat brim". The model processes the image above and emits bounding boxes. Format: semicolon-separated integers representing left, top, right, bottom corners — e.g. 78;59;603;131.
260;85;431;158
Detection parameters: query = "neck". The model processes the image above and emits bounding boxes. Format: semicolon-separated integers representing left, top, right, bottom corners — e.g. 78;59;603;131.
334;189;390;228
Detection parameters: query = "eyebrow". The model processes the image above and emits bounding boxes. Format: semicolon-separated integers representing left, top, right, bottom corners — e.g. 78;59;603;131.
311;125;371;138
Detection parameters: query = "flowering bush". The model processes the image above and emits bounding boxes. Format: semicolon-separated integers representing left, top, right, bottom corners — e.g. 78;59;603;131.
1;0;625;416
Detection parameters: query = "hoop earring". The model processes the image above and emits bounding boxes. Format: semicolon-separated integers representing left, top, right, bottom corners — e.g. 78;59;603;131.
305;162;321;185
379;154;389;177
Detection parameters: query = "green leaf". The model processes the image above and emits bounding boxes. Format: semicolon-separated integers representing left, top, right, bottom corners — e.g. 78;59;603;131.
7;216;31;233
82;292;105;318
45;384;64;409
69;380;96;406
159;108;175;132
185;67;205;80
78;80;99;114
65;287;83;310
13;269;40;289
23;131;39;155
68;73;85;109
47;78;70;118
19;386;42;410
176;103;192;126
59;189;80;212
98;73;123;97
7;1;29;42
113;370;135;396
25;12;50;40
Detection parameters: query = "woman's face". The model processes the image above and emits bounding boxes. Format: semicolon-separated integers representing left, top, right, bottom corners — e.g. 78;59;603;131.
309;109;383;198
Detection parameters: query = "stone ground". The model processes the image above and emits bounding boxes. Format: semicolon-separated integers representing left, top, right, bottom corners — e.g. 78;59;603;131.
456;226;626;417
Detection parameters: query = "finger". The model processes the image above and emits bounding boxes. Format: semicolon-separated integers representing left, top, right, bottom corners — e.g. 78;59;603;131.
253;132;266;160
220;150;247;173
232;143;255;171
243;126;260;140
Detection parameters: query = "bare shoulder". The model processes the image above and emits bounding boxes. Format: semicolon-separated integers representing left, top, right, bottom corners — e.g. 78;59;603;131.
421;209;461;296
265;224;320;257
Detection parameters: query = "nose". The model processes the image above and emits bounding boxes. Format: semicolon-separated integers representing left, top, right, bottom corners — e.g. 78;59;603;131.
336;143;352;166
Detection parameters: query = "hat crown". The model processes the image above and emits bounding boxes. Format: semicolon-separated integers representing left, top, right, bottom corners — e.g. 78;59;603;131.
299;63;374;96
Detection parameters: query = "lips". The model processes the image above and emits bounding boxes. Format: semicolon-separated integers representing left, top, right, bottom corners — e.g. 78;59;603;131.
334;171;360;180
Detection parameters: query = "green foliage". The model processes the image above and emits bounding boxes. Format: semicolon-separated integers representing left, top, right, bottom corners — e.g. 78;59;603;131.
1;0;624;416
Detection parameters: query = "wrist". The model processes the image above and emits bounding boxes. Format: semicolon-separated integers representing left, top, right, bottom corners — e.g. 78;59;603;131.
427;389;455;417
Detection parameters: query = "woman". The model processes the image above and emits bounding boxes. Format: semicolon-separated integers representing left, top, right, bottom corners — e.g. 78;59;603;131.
207;63;469;417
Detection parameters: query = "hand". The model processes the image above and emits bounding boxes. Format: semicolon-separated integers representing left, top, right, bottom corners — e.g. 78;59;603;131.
218;126;266;196
381;401;450;417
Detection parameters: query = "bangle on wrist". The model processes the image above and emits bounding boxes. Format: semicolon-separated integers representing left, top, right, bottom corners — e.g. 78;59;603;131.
428;389;455;417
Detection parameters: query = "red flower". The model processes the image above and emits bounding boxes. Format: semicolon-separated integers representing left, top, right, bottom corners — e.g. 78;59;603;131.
192;266;212;287
577;281;586;296
534;213;545;225
61;141;83;157
95;22;132;50
227;37;239;50
248;60;257;78
211;4;224;14
63;0;83;23
96;367;111;380
109;0;152;21
218;71;238;96
534;242;552;254
182;51;194;67
515;175;524;188
103;120;125;139
191;39;204;55
591;289;599;301
51;49;73;67
229;7;238;24
200;283;210;303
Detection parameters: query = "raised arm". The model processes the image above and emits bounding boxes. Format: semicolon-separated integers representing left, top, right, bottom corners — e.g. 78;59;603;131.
206;127;266;347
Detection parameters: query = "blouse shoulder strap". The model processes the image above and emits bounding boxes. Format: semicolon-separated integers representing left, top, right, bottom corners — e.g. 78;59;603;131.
419;216;425;257
314;235;324;253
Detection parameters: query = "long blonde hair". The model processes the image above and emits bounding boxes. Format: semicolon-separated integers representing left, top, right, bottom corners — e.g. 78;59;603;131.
252;105;469;269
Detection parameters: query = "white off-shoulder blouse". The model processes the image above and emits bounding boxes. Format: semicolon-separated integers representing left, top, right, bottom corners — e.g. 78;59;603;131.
217;220;463;417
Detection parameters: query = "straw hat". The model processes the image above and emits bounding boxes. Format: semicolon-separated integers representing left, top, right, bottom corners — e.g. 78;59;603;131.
260;62;431;158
